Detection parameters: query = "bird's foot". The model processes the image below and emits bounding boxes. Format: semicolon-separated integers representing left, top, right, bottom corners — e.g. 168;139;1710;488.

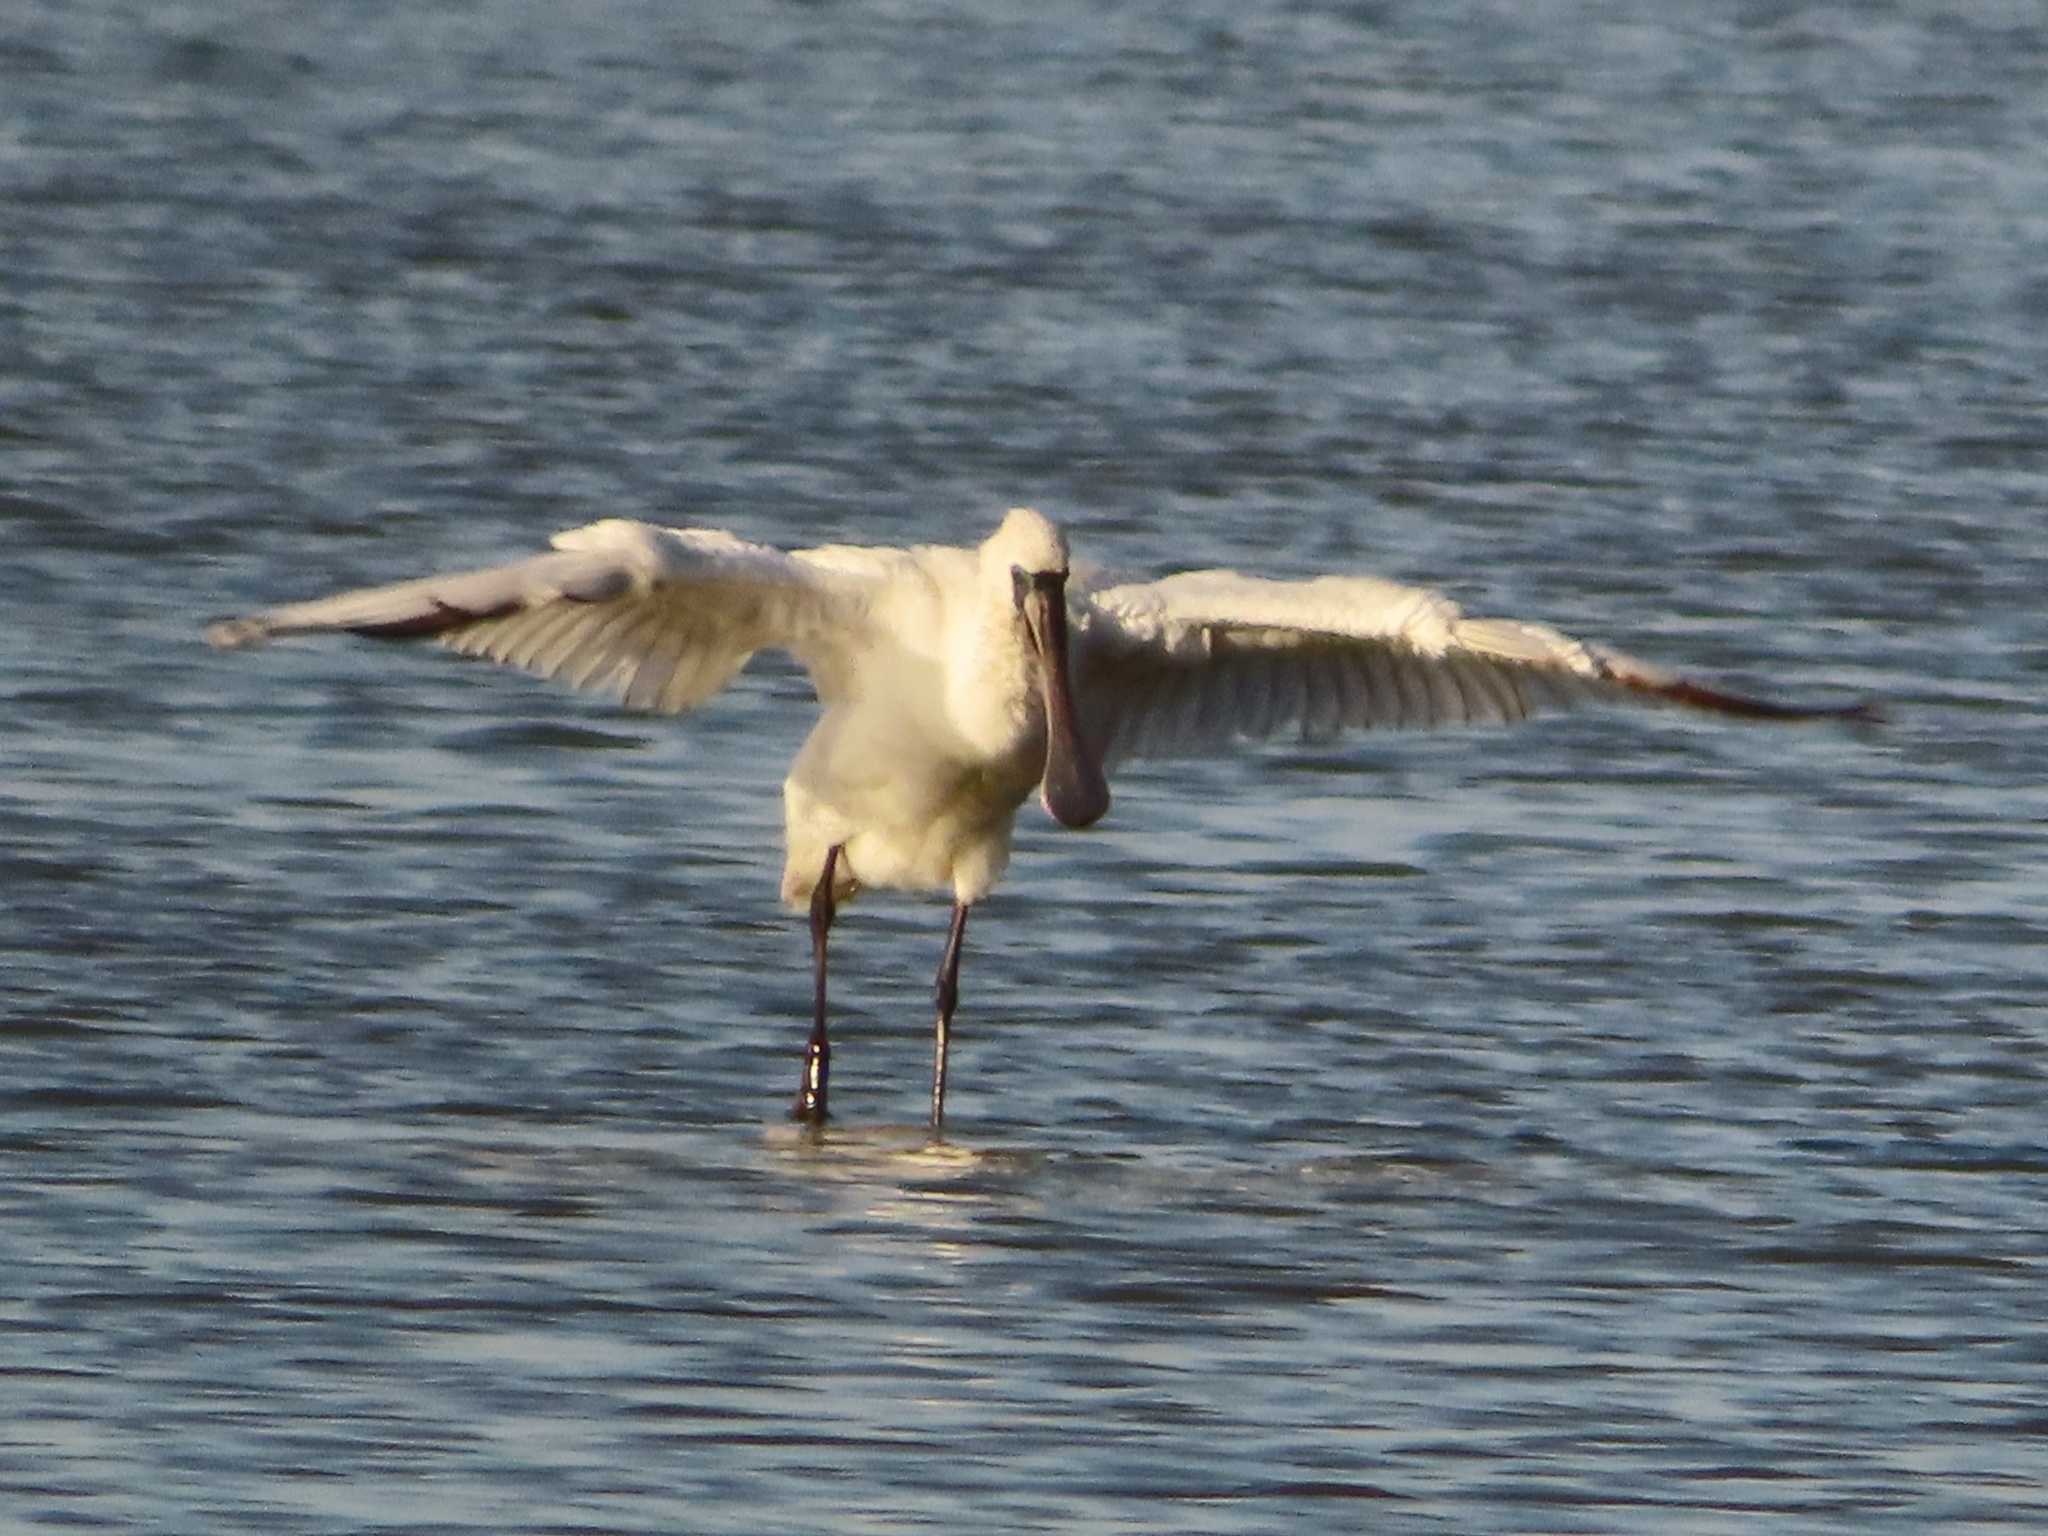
790;1034;829;1125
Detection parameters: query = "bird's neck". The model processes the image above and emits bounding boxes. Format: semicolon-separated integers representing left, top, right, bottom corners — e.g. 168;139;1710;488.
947;600;1042;763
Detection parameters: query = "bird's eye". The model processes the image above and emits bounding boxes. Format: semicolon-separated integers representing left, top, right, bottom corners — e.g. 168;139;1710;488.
1011;566;1030;606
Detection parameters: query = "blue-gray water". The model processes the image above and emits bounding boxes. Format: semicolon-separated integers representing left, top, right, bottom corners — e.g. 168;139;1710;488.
5;1;2046;1531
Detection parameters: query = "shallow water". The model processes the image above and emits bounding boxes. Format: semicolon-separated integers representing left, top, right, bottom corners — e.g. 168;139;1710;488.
5;1;2046;1531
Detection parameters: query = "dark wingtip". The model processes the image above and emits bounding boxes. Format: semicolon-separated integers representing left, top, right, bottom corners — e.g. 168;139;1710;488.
346;606;489;641
1654;678;1885;725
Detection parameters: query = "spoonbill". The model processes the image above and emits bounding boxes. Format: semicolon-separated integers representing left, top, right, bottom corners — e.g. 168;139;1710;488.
206;508;1871;1128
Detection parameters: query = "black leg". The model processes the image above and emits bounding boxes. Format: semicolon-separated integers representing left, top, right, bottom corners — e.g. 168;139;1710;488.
792;845;841;1124
929;901;970;1132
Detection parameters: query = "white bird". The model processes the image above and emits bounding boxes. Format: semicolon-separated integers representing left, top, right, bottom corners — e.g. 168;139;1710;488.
206;508;1872;1129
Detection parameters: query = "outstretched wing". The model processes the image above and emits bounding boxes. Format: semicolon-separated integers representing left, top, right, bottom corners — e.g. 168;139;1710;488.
1071;567;1874;765
205;519;896;712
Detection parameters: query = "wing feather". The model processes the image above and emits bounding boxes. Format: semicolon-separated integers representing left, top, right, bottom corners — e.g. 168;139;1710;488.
1359;647;1404;728
623;616;692;713
1331;648;1371;730
555;603;658;694
205;518;892;715
485;602;589;673
1449;655;1514;726
1224;650;1270;737
1391;651;1434;731
1297;650;1331;741
1071;567;1871;765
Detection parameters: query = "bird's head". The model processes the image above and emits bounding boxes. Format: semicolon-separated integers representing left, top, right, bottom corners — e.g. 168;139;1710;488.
985;508;1110;830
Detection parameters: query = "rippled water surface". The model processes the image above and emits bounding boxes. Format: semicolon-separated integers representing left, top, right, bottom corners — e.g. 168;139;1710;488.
6;1;2047;1531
